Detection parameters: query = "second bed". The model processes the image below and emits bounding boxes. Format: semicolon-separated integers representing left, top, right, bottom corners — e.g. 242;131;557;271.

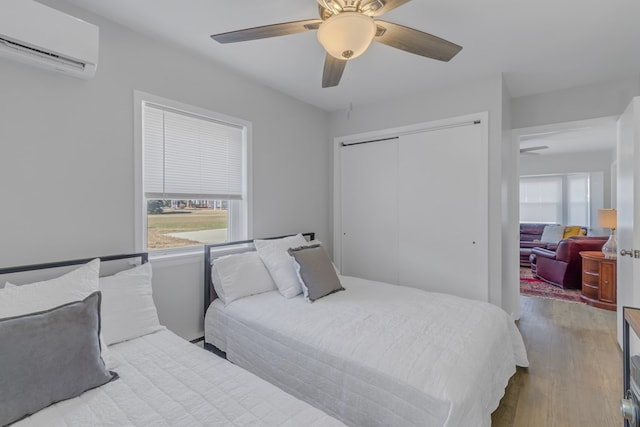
204;235;529;427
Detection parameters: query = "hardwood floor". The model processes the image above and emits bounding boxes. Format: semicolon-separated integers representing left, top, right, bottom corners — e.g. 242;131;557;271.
492;295;621;427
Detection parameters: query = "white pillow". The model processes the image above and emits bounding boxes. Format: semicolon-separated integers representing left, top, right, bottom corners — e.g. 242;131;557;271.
99;262;163;345
212;251;277;305
540;224;565;244
254;234;308;298
211;265;226;305
0;259;114;368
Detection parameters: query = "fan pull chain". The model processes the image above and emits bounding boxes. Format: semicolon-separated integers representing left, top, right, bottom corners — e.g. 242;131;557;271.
346;65;354;120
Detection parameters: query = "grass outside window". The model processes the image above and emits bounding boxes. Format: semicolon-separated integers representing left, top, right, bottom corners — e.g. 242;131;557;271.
147;208;228;249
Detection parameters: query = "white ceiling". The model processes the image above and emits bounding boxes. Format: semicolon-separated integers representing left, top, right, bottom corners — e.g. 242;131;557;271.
60;0;640;112
519;121;617;156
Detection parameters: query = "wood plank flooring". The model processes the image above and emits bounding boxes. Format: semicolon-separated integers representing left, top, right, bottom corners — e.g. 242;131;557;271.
492;296;621;427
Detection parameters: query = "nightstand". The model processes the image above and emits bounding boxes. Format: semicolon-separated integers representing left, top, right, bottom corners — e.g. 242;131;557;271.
580;251;616;311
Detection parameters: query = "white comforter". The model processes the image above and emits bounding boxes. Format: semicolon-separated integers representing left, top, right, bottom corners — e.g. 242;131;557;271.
206;275;528;427
15;329;344;426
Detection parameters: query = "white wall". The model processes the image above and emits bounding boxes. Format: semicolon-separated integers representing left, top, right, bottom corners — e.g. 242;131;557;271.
329;75;508;310
0;0;330;340
501;78;520;319
512;75;640;129
520;150;615;194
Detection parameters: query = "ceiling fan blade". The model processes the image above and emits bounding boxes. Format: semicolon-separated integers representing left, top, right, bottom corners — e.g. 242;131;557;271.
211;19;322;44
365;0;412;16
519;145;549;153
374;20;462;61
322;53;347;88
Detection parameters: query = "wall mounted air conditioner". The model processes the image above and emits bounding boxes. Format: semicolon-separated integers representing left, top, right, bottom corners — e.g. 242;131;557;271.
0;0;99;79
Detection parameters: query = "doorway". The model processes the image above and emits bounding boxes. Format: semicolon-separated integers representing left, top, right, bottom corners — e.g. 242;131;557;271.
512;116;618;303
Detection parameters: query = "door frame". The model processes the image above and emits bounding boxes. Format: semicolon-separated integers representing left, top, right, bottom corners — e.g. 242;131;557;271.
616;97;640;348
511;115;618;310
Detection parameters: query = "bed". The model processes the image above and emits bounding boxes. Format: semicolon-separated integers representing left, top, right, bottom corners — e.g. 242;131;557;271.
203;234;529;427
0;253;344;427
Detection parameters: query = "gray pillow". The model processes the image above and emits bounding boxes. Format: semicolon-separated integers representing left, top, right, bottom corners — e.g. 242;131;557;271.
0;291;118;425
288;244;344;302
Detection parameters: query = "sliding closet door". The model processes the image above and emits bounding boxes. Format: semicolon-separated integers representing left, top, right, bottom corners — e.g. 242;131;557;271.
340;140;399;284
397;124;488;300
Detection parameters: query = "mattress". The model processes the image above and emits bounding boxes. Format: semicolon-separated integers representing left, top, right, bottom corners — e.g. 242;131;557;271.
15;329;344;426
205;275;529;427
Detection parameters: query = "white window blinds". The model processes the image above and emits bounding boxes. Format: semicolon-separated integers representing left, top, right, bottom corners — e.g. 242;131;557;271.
567;173;590;226
143;103;244;200
520;175;563;223
520;173;593;226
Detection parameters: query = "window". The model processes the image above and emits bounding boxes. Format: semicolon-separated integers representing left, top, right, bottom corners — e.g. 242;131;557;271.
520;175;563;224
135;92;251;253
520;173;591;226
566;174;590;226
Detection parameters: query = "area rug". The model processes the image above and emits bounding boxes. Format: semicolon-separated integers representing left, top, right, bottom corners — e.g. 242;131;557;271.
520;268;583;303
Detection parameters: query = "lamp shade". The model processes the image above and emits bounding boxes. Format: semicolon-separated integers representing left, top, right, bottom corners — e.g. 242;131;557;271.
598;209;617;229
317;12;376;60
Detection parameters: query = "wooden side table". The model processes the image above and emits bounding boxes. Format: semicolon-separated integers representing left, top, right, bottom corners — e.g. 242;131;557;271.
580;251;617;311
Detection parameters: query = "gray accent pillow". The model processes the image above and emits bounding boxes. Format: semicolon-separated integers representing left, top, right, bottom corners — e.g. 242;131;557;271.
288;244;344;302
0;291;118;425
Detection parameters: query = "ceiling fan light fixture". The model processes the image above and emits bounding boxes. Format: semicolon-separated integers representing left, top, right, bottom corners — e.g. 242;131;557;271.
320;0;344;14
360;0;385;14
317;12;376;60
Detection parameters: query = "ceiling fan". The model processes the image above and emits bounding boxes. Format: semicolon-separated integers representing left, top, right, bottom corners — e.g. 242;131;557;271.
520;145;549;155
210;0;462;88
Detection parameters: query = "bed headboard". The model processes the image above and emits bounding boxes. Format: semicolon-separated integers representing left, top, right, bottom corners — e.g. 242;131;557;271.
0;253;148;286
203;233;315;315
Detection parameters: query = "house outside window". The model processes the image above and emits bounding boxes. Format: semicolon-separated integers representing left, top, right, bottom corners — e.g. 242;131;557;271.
135;91;251;254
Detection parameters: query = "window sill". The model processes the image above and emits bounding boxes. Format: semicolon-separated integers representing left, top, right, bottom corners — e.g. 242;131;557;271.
149;248;203;266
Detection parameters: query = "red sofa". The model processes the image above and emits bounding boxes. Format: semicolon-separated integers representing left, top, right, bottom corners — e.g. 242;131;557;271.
530;236;608;289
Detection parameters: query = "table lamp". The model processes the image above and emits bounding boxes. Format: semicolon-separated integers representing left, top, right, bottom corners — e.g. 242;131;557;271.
598;208;617;259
